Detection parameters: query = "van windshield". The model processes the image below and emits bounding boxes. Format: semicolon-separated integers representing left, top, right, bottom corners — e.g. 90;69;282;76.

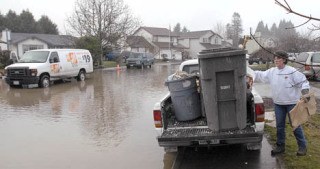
19;51;50;63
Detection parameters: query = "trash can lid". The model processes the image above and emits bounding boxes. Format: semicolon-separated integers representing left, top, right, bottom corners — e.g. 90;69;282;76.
198;47;247;59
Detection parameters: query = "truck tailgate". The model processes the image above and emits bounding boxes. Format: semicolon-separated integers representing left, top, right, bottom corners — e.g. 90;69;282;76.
158;117;262;147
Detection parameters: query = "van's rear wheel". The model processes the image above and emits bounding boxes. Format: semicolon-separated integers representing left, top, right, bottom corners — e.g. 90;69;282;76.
39;75;50;88
77;70;86;81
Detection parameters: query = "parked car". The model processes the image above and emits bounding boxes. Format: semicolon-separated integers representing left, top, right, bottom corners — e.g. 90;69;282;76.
106;51;121;61
293;51;320;80
126;52;154;69
248;56;265;65
288;53;298;61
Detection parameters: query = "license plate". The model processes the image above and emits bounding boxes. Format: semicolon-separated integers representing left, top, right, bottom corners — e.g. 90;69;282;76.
209;139;220;144
13;81;19;85
199;139;219;145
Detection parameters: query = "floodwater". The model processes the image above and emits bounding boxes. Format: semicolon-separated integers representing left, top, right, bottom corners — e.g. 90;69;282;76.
0;64;179;169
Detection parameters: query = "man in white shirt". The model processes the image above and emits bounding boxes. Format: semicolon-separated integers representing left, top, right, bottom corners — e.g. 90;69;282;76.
254;50;309;156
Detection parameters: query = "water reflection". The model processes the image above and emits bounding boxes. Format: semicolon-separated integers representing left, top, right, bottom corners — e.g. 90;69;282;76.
0;63;180;169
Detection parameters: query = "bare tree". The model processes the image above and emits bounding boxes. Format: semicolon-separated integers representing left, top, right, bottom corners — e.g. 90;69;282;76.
67;0;140;65
213;22;226;39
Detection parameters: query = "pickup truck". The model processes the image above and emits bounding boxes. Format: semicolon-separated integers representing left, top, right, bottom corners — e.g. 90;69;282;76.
153;59;265;152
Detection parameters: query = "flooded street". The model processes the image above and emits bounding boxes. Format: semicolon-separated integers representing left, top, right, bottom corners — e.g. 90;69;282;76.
0;63;279;169
0;64;178;169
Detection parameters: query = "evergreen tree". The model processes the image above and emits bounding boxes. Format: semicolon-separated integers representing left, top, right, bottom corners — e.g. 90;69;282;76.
264;24;270;36
230;12;243;47
18;10;37;33
270;23;277;37
36;15;59;34
182;26;189;33
0;12;4;31
4;10;19;32
255;21;265;34
173;23;181;34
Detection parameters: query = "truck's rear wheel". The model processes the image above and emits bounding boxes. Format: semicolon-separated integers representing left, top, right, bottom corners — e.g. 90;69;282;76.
77;70;86;81
39;75;50;88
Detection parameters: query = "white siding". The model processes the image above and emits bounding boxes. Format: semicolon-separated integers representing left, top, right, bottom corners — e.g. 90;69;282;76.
158;36;170;42
200;32;213;43
17;39;48;57
210;35;222;45
189;39;205;58
134;29;153;42
178;38;190;48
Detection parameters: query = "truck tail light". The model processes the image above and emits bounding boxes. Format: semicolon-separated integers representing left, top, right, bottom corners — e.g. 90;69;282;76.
305;65;311;71
255;103;265;122
153;110;162;128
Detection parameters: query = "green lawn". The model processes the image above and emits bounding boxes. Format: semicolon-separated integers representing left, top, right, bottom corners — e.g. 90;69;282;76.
265;114;320;169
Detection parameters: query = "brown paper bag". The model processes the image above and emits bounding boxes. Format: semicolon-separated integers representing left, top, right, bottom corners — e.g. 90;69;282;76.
289;93;317;130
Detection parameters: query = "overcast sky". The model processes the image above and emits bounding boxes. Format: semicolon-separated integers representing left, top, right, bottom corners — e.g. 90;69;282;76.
1;0;320;36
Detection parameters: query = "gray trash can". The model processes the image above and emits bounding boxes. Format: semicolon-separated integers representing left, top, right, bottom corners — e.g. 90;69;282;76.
165;76;201;121
198;48;247;131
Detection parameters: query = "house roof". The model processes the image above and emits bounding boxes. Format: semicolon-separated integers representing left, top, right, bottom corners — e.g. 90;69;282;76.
180;30;222;39
126;36;154;48
135;27;179;37
10;33;76;47
200;43;223;49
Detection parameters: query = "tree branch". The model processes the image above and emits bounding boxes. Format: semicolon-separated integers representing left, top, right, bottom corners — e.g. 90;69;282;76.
275;0;320;21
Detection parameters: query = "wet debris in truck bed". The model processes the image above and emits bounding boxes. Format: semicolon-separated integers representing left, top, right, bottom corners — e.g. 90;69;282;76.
167;116;207;128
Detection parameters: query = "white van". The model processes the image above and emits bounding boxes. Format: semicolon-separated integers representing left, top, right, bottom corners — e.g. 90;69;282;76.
4;49;93;88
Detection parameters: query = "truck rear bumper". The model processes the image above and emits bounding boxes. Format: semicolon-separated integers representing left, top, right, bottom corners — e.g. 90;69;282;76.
157;127;263;147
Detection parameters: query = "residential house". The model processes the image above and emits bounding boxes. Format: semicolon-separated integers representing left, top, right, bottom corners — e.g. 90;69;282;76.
0;29;76;59
128;27;186;60
242;32;278;55
125;36;154;53
178;30;224;58
126;27;226;60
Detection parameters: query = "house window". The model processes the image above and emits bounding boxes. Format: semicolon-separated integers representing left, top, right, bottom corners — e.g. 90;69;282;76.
203;38;209;43
22;45;44;53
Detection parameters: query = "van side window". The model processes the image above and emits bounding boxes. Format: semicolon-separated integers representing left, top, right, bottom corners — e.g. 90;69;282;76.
49;52;60;63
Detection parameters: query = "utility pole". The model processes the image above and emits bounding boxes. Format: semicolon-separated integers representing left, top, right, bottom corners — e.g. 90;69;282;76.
5;28;11;50
169;25;172;60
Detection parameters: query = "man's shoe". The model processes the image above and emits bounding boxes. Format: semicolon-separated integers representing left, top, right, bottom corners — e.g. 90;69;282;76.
271;144;285;156
297;147;307;156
